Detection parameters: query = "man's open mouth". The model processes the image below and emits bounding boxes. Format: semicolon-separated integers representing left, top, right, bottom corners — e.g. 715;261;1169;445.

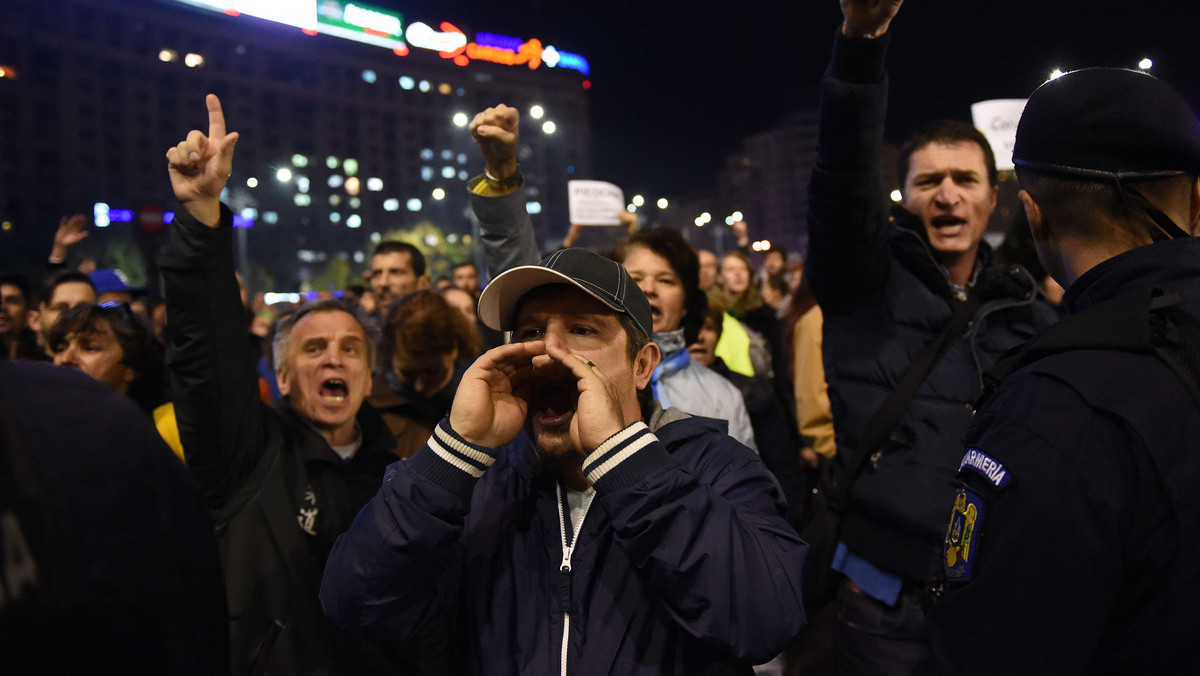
649;302;662;322
533;381;578;427
320;378;348;402
931;215;967;229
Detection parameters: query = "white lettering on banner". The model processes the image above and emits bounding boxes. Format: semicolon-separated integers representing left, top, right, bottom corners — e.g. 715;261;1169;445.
958;448;1013;489
568;180;625;226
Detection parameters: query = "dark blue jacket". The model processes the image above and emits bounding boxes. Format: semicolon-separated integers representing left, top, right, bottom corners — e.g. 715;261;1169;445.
320;409;808;674
806;32;1058;582
920;237;1200;673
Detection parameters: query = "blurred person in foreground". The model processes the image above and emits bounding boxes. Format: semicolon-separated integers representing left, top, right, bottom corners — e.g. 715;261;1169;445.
0;357;228;674
161;94;451;675
804;0;1058;672
918;67;1200;673
320;246;808;673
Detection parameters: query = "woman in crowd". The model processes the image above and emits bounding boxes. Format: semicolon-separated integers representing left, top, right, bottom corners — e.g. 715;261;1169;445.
369;290;480;458
616;227;758;450
716;250;785;379
46;301;182;458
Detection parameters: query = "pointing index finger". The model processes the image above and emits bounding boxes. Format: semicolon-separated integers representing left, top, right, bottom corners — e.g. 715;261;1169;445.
206;93;227;141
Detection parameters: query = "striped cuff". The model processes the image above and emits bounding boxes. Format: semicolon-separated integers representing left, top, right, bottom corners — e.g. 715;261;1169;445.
583;422;674;492
409;418;502;497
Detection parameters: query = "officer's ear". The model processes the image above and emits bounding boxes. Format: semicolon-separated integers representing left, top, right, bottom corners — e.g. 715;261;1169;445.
1019;190;1049;242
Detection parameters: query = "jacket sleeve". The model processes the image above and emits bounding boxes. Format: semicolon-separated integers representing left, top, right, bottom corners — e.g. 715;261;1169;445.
319;419;499;643
159;205;268;513
468;177;540;278
584;422;809;663
916;378;1129;675
806;30;894;314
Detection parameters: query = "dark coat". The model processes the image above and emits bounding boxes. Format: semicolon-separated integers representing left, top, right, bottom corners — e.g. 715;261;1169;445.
806;32;1059;582
162;206;451;675
321;410;809;674
920;237;1200;672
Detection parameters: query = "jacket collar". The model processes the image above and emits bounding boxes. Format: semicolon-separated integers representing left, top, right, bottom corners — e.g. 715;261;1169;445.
273;397;396;466
1064;237;1200;313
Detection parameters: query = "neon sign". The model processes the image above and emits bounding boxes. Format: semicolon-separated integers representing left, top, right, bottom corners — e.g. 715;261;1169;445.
168;1;589;77
466;37;544;70
405;22;467;56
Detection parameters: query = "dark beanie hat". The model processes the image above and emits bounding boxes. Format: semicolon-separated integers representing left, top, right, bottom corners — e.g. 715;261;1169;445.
1013;68;1200;180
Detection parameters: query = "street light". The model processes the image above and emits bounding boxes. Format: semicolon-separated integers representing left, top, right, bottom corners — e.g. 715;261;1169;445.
276;168;292;182
542;121;557;134
530;105;545;119
657;198;669;209
452;112;469;127
632;195;645;207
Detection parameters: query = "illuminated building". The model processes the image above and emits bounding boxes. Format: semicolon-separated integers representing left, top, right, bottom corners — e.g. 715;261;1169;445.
712;111;819;259
0;0;592;287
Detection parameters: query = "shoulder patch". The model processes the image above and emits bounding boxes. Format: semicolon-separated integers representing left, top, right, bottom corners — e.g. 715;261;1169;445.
944;487;985;581
958;447;1013;489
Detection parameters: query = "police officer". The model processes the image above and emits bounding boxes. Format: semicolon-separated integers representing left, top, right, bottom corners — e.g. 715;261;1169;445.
918;68;1200;673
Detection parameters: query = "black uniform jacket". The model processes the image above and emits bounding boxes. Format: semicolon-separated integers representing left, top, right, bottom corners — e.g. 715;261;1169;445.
921;237;1200;673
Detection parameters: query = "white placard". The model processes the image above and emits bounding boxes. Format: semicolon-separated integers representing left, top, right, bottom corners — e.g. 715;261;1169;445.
971;99;1028;172
568;180;625;226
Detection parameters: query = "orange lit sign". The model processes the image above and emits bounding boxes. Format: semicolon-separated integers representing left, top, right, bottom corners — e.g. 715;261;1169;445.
466;38;543;70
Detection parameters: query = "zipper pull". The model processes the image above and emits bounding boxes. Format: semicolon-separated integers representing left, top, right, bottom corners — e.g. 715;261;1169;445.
559;565;573;614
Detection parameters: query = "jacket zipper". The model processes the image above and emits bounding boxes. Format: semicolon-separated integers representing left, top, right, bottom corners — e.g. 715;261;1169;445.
555;480;595;676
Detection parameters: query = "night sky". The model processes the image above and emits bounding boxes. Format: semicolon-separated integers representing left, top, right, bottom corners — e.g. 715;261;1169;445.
377;0;1200;199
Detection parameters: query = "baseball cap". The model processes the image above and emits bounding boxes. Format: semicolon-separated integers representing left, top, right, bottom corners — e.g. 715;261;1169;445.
1013;68;1200;180
89;269;146;297
478;248;653;340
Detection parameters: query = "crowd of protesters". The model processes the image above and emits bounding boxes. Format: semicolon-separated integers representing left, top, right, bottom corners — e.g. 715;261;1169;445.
3;0;1200;673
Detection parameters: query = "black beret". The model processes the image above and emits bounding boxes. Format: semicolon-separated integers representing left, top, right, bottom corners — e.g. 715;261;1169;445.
1013;68;1200;179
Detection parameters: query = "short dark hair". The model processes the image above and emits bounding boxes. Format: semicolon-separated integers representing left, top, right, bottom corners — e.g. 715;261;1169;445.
619;227;708;345
46;303;167;414
271;299;378;371
898;120;999;190
37;271;96;306
765;246;787;261
372;241;426;277
0;273;31;304
453;260;477;272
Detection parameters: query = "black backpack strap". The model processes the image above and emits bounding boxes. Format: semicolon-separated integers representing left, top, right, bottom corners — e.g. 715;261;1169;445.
824;294;980;511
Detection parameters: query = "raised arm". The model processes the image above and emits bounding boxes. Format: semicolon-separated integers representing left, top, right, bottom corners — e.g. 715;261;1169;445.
805;0;904;313
466;104;540;276
159;95;263;512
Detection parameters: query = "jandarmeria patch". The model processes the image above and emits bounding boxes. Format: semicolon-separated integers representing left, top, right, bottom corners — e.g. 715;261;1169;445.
958;447;1013;489
944;487;984;581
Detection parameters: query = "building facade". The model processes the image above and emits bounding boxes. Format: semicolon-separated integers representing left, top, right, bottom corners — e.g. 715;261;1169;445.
0;0;592;289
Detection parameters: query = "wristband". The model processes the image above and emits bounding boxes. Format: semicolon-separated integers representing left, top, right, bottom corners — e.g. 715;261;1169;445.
484;165;523;190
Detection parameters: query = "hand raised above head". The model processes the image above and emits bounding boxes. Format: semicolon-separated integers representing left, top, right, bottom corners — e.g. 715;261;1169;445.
469;104;519;180
840;0;904;38
450;340;543;448
166;94;239;227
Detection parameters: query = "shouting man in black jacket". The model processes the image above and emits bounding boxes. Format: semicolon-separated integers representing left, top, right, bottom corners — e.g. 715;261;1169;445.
805;1;1058;673
161;95;450;675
